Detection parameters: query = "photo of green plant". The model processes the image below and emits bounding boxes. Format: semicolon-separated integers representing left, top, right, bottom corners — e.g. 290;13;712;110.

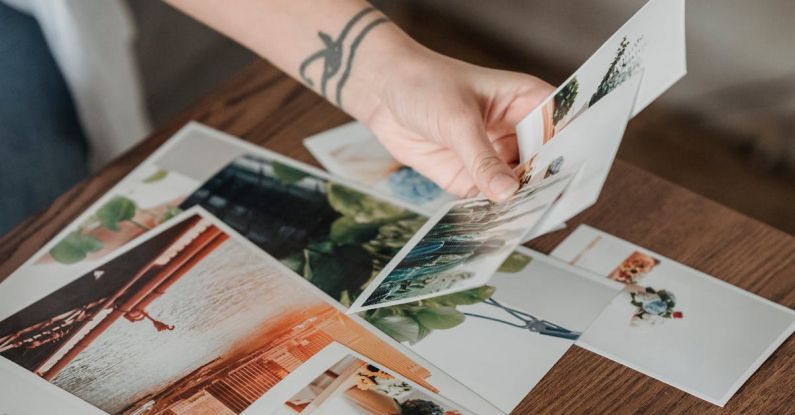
179;153;548;345
46;170;184;265
355;174;572;310
553;77;579;126
363;251;530;345
589;35;644;107
179;154;427;306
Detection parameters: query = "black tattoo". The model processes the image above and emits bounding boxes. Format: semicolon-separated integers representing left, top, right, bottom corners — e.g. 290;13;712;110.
299;7;389;108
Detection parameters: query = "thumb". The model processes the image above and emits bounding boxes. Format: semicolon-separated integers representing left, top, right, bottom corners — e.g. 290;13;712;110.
448;114;519;202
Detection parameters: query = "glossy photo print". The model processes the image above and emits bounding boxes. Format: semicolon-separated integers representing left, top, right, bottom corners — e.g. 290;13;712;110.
517;75;640;238
372;247;621;413
179;152;429;308
552;225;795;406
516;0;686;160
0;123;430;317
350;172;574;312
0;209;443;415
271;343;467;415
304;121;456;214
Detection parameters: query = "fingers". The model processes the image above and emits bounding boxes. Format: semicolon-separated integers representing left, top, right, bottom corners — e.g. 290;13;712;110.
448;112;519;202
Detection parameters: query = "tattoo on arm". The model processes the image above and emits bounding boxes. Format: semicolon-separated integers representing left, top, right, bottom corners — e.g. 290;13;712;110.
299;7;389;108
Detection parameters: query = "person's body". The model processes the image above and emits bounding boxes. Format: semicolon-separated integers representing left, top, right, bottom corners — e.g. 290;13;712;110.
168;0;552;202
1;0;552;234
0;2;89;233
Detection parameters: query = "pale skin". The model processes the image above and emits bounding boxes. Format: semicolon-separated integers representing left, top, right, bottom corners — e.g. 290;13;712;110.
167;0;553;202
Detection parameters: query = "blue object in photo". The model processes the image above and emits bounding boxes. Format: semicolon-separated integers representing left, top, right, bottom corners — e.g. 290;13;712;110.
387;167;442;204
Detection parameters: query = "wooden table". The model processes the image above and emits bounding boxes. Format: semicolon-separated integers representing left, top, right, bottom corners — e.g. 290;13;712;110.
1;61;793;414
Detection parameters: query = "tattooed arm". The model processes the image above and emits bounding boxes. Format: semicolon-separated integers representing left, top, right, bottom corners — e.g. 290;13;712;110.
166;0;553;201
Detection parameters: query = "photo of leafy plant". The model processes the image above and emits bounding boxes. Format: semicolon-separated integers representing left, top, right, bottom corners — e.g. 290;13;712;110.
179;154;426;306
356;174;571;310
179;153;547;344
363;251;579;345
589;35;644;107
46;170;183;265
553;77;579;126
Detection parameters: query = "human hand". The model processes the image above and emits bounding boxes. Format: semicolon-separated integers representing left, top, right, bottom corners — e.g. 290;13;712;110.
166;1;551;202
350;45;553;202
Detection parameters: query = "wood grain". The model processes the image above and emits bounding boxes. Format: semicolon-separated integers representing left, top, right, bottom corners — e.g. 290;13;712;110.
0;60;792;414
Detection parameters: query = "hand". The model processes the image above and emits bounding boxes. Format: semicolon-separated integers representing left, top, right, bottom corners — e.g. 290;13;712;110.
353;46;553;202
166;1;552;202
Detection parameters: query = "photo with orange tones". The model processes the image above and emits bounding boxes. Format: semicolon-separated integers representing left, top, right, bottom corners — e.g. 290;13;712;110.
0;209;436;415
278;350;462;415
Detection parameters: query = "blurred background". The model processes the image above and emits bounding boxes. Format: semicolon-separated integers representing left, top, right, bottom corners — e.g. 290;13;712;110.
3;0;794;235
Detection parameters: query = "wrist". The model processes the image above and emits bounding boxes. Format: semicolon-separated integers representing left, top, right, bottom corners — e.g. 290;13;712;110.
341;22;430;123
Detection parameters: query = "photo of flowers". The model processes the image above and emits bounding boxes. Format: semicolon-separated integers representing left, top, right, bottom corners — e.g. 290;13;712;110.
552;225;795;406
350;172;574;312
0;209;439;414
276;350;463;414
304;121;456;214
516;0;685;161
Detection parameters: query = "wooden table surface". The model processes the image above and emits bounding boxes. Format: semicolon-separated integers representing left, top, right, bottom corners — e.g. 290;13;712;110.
1;61;793;414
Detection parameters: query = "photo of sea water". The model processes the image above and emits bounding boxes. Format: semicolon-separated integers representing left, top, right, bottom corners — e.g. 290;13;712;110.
50;241;317;413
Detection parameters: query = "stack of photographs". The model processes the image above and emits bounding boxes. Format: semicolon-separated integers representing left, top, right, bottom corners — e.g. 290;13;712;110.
3;0;790;413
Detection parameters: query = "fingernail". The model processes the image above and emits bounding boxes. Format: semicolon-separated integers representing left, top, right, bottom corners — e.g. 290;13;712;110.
489;173;519;200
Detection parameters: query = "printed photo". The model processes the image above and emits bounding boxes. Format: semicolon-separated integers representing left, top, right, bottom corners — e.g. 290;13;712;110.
350;172;574;312
275;348;464;414
368;247;621;413
516;0;686;160
0;209;440;415
304;121;456;214
0;123;428;319
0;162;199;322
517;73;640;239
178;152;428;308
552;225;795;406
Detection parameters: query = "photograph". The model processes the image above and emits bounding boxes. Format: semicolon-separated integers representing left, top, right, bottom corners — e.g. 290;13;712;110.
517;75;639;238
382;247;621;413
350;172;574;312
0;209;441;415
178;152;429;308
304;121;456;214
516;0;685;160
0;162;199;323
552;225;795;406
0;123;237;323
274;345;465;415
0;123;430;320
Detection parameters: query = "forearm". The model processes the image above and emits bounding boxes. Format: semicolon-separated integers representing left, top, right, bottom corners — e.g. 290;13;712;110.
166;0;424;120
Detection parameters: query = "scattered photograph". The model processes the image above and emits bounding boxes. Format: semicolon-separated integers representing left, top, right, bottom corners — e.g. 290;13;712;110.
516;0;685;160
0;161;200;323
0;209;441;415
304;121;456;214
350;172;574;312
552;225;795;406
365;247;619;413
274;347;464;415
178;152;428;308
